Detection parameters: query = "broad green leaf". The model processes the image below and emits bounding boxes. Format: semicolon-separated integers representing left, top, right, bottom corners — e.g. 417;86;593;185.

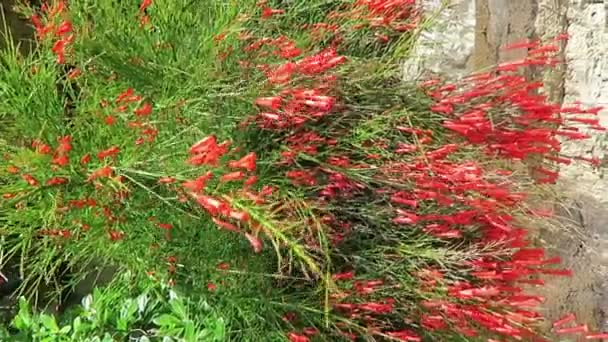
153;314;180;327
39;314;59;333
169;299;187;320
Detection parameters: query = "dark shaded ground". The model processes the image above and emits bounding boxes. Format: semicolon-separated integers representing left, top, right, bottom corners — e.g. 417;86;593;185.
0;0;34;54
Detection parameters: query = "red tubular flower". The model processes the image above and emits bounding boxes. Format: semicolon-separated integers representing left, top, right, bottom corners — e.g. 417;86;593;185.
385;329;421;342
504;295;545;307
51;39;65;55
212;217;240;233
245;233;263;253
286;170;316;186
87;166;113;182
425;144;458;160
586;333;608;340
31;14;44;32
393;209;419;225
140;0;152;12
80;153;91;165
108;230;125;241
255;96;282;110
45;177;68;186
52;154;69;166
540;269;573;277
220;171;245;182
195;195;230;216
55;20;72;36
56;135;72;153
228;152;257;172
190;135;218;154
266;62;296;84
261;7;285;18
116;88;134;103
512;248;545;263
287;332;309;342
217;262;230;270
6;165;20;174
158;176;176;184
358;301;393;314
22;174;39;186
244;175;258;187
157;223;173;230
552;313;576;328
97;146;120;160
555;324;588;335
35;143;52;154
182;172;213;193
104;115;115;125
332;271;354;281
67;68;81;79
430;103;454;114
390;193;417;208
188;140;229;166
302;95;335;111
134;102;152;116
502;39;539;51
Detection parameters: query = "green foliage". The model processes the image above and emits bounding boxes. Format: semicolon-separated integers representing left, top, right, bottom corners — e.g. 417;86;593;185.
2;277;226;341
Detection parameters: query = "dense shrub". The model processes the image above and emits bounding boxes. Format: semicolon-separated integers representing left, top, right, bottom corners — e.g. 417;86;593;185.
0;0;605;341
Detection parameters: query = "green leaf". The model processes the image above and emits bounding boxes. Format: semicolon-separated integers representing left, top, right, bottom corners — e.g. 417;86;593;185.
39;314;59;333
183;321;195;342
169;298;187;320
153;314;180;328
72;317;82;332
211;317;226;341
12;297;32;330
116;318;128;332
101;333;114;342
136;293;149;314
59;325;71;334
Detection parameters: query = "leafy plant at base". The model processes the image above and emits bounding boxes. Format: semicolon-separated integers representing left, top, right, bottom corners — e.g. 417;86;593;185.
1;274;225;341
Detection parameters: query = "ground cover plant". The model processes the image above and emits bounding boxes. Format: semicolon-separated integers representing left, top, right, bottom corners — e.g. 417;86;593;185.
1;0;607;341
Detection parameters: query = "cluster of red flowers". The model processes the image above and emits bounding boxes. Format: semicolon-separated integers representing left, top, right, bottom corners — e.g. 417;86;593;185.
2;77;168;242
6;136;74;192
328;0;420;42
241;47;346;130
139;0;152;27
177;135;266;253
101;87;157;145
423;39;603;181
550;313;608;340
31;1;74;64
233;2;607;341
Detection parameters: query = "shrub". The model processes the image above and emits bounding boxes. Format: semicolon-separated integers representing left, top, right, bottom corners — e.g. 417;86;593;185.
0;0;605;341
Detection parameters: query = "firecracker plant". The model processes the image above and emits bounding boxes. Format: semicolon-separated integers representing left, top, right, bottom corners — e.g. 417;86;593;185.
0;0;606;341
